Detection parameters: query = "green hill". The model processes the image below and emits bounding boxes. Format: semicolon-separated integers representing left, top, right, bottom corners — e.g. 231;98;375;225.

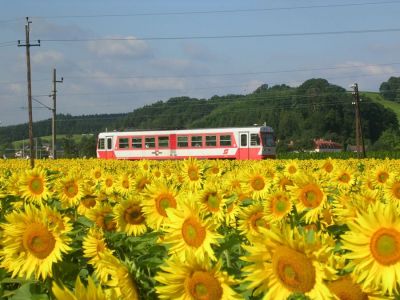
362;92;400;125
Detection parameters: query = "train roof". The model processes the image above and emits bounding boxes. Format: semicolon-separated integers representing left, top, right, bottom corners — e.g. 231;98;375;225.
98;126;274;137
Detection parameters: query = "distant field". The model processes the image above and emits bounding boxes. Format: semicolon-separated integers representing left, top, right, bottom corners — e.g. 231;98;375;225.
362;91;400;123
12;134;94;148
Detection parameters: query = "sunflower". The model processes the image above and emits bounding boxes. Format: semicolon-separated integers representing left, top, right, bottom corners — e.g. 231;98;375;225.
133;169;152;193
155;255;241;299
288;173;329;223
197;180;227;224
77;195;98;216
56;174;84;208
384;173;400;204
86;203;116;232
371;163;391;187
273;174;294;192
52;276;107;300
91;167;103;183
113;196;147;236
101;173;115;195
327;275;387;300
162;198;221;261
320;157;335;175
242;225;335;299
99;253;140;300
179;158;205;191
330;192;359;226
19;167;51;203
283;160;300;178
333;166;357;191
82;227;115;285
341;201;400;296
0;204;71;280
114;172;135;197
241;165;271;200
141;179;179;230
238;202;269;242
264;190;293;224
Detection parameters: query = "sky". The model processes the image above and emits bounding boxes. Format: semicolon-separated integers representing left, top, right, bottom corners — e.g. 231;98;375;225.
1;0;400;126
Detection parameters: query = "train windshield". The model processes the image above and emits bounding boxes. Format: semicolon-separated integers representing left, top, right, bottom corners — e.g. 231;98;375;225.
261;132;275;147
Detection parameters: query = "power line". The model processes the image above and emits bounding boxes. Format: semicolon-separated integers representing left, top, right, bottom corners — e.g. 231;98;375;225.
39;28;400;42
26;1;400;19
1;61;400;86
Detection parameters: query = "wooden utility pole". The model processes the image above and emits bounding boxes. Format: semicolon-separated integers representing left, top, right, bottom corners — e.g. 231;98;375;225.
18;17;40;168
351;83;366;158
51;68;63;159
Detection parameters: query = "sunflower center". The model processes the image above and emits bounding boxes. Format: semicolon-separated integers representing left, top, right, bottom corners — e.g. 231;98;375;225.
29;177;44;195
339;173;350;183
155;194;177;217
23;223;56;259
300;184;323;208
122;179;130;189
328;276;368;300
188;166;199;181
105;178;113;187
250;175;265;191
182;217;206;248
64;181;78;198
211;167;219;174
288;166;297;174
272;246;316;293
206;193;221;212
377;172;389;183
272;195;290;215
186;271;223;300
250;211;267;232
370;228;400;265
124;205;145;225
323;163;333;173
94;171;101;179
81;196;96;208
392;182;400;199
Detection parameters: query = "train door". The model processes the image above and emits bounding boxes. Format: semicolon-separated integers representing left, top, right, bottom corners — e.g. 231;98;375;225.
105;136;113;159
239;131;249;159
169;134;177;157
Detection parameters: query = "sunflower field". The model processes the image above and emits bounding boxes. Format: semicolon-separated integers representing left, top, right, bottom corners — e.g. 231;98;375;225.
0;158;399;300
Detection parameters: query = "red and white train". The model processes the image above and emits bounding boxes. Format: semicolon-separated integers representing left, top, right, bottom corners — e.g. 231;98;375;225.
97;126;276;160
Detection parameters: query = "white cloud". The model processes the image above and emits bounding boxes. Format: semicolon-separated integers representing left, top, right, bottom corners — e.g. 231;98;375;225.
337;61;395;76
31;50;64;65
87;36;152;58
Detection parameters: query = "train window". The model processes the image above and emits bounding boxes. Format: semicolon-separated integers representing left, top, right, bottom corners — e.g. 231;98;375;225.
250;134;260;146
118;138;130;149
191;136;202;147
132;138;142;148
98;138;105;150
206;135;217;147
158;136;169;148
145;137;156;148
220;135;231;146
178;136;188;147
261;133;275;147
107;138;112;150
241;134;247;147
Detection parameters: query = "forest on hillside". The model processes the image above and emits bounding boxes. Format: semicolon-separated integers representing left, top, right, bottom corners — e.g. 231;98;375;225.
1;78;400;156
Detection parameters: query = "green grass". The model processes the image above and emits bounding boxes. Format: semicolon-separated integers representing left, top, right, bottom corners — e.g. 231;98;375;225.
362;91;400;122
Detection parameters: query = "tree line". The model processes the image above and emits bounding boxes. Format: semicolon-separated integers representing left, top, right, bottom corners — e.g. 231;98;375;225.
1;78;399;157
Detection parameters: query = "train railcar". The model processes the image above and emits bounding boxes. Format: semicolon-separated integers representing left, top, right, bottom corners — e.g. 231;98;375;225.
96;126;275;160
